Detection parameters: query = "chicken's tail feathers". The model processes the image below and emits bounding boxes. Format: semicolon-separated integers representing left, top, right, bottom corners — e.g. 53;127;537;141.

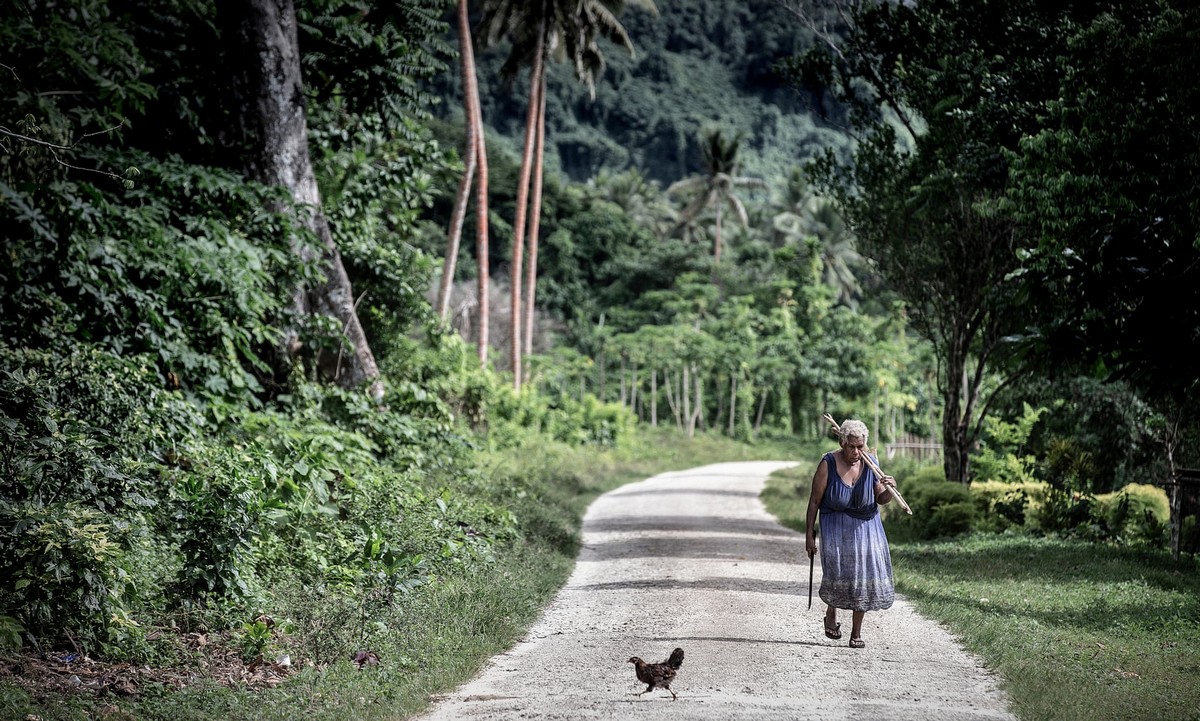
666;647;684;669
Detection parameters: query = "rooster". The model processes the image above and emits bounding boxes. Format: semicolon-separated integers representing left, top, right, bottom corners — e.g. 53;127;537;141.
628;647;684;700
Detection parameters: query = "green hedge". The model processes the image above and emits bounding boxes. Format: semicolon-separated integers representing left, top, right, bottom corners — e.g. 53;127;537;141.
884;472;1170;546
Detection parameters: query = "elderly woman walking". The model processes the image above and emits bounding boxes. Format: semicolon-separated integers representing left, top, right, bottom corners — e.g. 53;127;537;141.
804;419;898;648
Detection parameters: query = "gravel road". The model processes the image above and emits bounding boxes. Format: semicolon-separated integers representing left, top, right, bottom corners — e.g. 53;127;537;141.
415;461;1016;720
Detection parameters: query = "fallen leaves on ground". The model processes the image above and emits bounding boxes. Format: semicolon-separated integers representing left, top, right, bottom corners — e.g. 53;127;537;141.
0;629;299;701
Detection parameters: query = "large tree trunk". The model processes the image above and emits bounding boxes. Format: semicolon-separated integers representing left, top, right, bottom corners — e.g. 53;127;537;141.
221;0;381;400
942;349;972;483
522;70;547;370
508;24;546;387
437;0;481;321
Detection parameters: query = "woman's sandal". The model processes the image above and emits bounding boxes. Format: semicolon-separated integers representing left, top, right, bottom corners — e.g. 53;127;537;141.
823;621;842;640
849;637;866;649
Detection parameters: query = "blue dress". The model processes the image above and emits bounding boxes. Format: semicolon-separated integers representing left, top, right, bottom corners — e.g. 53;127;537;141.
818;451;895;611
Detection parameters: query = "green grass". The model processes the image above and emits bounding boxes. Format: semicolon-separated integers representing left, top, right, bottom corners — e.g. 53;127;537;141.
761;466;1200;721
0;427;803;721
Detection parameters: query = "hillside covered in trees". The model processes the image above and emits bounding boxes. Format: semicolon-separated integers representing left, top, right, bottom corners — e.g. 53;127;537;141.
426;0;854;184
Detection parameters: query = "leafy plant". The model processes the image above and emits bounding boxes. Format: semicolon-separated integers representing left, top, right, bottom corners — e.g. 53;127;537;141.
0;501;130;650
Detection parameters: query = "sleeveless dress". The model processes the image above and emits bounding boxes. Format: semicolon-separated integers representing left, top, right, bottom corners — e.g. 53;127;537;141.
817;451;895;611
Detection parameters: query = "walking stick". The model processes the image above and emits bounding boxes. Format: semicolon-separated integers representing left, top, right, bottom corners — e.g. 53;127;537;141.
822;414;913;515
807;551;814;609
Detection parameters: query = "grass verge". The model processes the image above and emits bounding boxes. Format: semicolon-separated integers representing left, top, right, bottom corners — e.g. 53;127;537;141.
761;465;1200;721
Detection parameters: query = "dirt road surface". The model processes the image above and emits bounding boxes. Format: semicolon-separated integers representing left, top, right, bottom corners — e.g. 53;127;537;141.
415;461;1016;720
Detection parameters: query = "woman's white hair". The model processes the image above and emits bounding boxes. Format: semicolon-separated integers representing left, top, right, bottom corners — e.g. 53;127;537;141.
839;419;869;443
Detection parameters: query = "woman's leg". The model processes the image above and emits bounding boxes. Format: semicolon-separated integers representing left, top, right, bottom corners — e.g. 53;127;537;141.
849;611;866;647
824;605;842;638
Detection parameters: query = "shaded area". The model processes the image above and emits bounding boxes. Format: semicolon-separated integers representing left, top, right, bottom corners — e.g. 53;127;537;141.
651;469;793;481
567;576;803;596
894;536;1200;595
644;635;825;648
579;534;801;563
583;515;797;537
899;584;1196;639
603;488;760;499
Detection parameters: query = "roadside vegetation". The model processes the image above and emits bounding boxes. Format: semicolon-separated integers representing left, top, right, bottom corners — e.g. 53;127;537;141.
0;428;796;721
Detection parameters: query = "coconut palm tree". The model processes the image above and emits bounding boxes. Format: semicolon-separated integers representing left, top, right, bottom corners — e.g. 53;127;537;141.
438;0;491;365
593;167;677;235
667;128;765;265
772;167;864;307
479;0;657;385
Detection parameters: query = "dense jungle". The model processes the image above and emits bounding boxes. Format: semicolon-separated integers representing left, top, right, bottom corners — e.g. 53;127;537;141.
2;1;1199;719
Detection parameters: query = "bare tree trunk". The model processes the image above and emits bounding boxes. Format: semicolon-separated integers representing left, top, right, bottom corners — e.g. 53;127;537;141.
713;202;723;264
682;364;692;436
873;389;881;444
754;389;768;432
508;24;545;388
729;373;737;436
688;364;703;437
436;0;480;321
651;368;658;427
630;361;639;416
522;70;546;369
438;149;474;320
664;368;681;429
470;55;490;365
221;0;382;400
619;354;627;408
943;357;971;483
598;350;607;402
714;374;726;432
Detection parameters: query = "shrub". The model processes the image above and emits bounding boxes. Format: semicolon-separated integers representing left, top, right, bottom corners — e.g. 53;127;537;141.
886;466;976;540
165;443;270;605
0;501;130;650
970;403;1046;485
1032;487;1095;535
970;480;1046;532
0;346;201;650
1094;483;1170;545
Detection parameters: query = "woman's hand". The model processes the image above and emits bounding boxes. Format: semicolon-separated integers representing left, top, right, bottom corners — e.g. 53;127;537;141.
876;474;897;502
805;536;817;558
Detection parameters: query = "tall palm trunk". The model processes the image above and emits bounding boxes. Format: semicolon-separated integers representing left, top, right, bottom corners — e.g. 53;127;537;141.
459;0;490;365
508;22;546;388
713;202;723;264
471;53;490;365
221;0;382;400
437;0;480;322
522;69;547;371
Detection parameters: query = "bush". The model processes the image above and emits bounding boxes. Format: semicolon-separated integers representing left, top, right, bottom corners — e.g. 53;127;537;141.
0;346;201;651
1094;483;1170;545
887;466;976;540
0;501;131;650
970;480;1046;533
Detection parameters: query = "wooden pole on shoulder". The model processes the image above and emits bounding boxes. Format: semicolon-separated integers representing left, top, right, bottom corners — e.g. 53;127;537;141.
822;413;913;515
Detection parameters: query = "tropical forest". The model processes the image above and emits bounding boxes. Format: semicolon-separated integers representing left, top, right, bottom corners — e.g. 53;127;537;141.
2;1;1198;720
